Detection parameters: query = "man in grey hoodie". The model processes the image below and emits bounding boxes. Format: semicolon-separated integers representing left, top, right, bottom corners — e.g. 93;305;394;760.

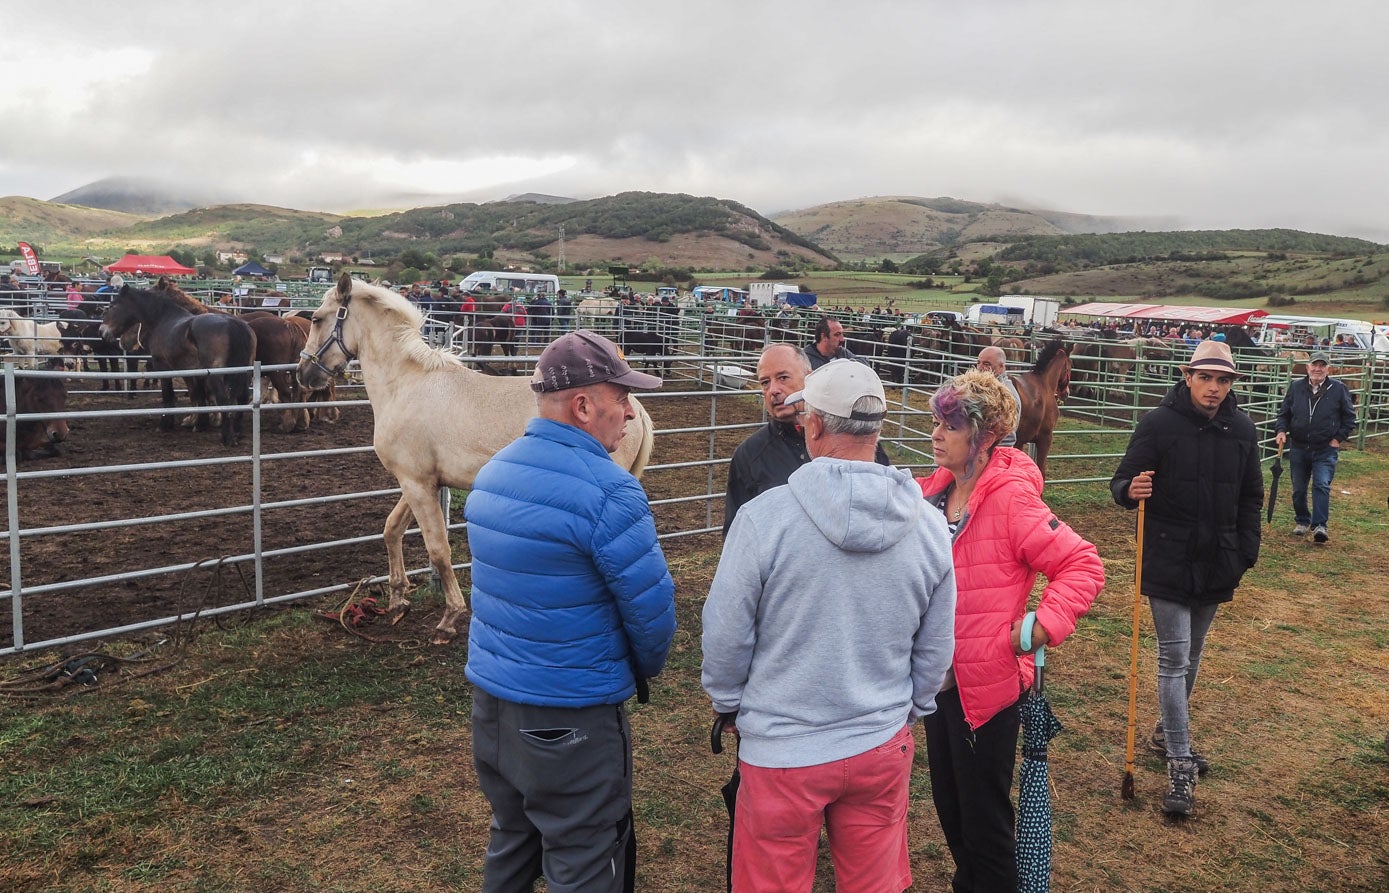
702;359;957;893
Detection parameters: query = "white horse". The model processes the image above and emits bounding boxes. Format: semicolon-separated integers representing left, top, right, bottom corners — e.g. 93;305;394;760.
296;274;656;645
0;309;66;364
576;296;620;333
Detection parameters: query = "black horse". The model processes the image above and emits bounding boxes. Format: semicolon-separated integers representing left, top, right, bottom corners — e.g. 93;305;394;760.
618;328;673;374
99;285;257;446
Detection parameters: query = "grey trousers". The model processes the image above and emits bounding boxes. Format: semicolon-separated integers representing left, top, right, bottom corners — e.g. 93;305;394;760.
471;688;634;893
1149;597;1220;759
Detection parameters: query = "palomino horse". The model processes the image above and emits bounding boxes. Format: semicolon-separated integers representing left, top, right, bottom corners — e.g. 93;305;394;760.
1011;339;1071;477
296;274;656;645
99;285;257;446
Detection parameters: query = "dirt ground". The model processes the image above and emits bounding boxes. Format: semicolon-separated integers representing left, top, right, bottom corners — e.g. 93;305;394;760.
3;378;1386;893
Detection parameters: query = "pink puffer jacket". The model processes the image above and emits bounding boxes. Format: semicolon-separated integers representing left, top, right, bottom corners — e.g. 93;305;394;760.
918;448;1105;730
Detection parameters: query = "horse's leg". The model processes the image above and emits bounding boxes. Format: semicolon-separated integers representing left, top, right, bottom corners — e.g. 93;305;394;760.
397;481;469;644
382;494;419;625
159;375;179;431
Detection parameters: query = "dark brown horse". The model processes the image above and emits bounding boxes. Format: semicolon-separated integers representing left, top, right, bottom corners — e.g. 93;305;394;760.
1011;339;1071;477
471;314;517;374
2;362;69;459
99;285;257;446
242;313;311;432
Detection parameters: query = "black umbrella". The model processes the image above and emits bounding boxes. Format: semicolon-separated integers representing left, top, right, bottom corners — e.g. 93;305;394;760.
710;712;740;893
1266;443;1285;527
1017;613;1063;893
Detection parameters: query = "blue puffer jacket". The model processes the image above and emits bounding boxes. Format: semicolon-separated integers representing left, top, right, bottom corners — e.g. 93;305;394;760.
464;417;676;707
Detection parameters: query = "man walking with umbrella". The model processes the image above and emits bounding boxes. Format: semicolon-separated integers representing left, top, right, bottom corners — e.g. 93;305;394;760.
1111;340;1263;816
702;360;957;892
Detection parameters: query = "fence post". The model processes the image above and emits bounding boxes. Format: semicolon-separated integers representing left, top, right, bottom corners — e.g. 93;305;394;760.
4;363;23;650
251;362;265;607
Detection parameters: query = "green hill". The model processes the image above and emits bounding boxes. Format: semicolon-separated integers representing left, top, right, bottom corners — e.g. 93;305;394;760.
771;195;1165;261
0;197;144;250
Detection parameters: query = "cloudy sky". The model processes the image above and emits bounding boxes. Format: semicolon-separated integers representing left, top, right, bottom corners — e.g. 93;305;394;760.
4;0;1386;240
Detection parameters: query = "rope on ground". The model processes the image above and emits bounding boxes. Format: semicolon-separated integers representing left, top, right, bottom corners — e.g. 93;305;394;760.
0;555;253;699
312;577;426;649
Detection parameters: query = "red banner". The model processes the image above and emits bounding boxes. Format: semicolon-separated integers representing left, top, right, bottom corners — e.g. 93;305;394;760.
16;242;38;275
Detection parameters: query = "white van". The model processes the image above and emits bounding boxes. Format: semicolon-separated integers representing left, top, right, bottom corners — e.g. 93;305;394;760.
457;271;560;295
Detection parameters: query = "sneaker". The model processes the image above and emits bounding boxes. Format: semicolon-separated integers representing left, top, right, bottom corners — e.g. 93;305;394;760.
1149;724;1210;774
1313;525;1329;544
1163;758;1198;816
1292;523;1310;536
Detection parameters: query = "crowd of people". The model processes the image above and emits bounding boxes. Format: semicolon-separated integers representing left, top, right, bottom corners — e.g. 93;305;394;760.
453;317;1354;892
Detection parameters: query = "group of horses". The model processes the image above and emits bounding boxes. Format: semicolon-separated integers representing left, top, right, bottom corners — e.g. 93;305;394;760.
0;278;341;454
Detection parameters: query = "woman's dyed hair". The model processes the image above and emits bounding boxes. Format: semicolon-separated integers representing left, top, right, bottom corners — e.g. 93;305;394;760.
929;369;1018;478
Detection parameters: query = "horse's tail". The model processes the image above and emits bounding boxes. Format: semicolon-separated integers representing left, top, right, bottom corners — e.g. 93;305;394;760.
626;397;656;479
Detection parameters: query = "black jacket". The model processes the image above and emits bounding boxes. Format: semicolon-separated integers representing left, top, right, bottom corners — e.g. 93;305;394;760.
723;420;889;535
1275;376;1356;450
1111;382;1263;605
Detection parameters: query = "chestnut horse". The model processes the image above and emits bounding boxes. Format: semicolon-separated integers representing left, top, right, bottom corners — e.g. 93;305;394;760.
296;274;656;645
1011;339;1071;477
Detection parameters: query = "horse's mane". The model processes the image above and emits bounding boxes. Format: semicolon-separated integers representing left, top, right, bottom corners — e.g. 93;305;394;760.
150;277;214;314
1030;339;1068;375
344;280;466;373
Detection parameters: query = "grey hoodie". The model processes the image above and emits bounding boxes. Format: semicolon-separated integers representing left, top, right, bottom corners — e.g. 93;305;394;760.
702;456;957;769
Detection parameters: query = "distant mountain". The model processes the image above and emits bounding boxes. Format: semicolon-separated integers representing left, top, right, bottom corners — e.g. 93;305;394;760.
19;191;836;271
771;195;1173;261
497;193;578;205
49;176;233;217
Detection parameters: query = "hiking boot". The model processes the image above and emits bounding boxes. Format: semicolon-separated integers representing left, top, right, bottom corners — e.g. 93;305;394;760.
1150;723;1210;774
1292;523;1310;536
1313;525;1329;544
1163;758;1198;816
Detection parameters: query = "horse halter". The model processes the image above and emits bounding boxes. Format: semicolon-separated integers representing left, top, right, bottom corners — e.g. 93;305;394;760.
299;291;357;379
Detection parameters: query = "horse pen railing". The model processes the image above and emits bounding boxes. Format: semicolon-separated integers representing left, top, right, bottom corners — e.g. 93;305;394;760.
3;333;1387;657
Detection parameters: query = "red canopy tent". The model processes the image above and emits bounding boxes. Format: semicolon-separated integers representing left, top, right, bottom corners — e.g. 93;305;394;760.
103;254;197;277
1061;302;1268;325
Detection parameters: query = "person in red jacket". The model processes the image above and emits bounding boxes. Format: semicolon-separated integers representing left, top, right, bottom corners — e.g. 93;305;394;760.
917;370;1104;893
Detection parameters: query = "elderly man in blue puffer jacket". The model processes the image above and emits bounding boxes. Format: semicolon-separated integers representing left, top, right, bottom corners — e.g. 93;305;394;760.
465;330;675;893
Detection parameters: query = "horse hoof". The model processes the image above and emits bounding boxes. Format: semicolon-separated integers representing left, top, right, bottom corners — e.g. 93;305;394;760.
430;629;457;646
387;604;411;626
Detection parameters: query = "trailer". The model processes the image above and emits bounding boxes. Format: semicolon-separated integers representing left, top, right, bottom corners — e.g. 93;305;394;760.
748;281;801;307
966;303;1027;327
997;295;1061;327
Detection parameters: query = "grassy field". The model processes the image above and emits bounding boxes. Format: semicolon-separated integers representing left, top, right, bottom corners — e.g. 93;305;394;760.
1;433;1385;891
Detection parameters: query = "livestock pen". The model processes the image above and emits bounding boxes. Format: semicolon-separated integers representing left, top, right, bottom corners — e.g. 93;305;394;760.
4;324;1388;655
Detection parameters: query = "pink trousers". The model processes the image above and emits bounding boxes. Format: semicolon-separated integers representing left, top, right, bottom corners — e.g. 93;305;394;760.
732;724;914;893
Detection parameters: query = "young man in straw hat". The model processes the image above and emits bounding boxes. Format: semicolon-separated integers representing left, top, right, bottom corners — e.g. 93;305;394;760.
1110;340;1264;816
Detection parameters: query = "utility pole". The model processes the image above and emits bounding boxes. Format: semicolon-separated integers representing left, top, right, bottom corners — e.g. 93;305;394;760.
558;225;566;272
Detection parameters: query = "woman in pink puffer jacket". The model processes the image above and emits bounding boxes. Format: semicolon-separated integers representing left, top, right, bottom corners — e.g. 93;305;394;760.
917;370;1104;893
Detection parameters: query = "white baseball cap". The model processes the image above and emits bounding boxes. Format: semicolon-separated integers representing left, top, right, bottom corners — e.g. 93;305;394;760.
784;358;886;421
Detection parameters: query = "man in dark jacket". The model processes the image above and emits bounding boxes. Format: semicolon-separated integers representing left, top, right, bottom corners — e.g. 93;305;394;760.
1274;352;1357;543
724;343;889;534
1111;340;1263;817
465;330;676;891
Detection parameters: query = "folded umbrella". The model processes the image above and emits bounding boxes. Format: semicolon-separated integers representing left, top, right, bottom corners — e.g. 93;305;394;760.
1017;612;1062;893
1266;443;1284;527
710;712;740;893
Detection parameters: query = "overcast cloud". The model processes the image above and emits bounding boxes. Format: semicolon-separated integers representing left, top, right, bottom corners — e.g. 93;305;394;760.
3;0;1386;241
